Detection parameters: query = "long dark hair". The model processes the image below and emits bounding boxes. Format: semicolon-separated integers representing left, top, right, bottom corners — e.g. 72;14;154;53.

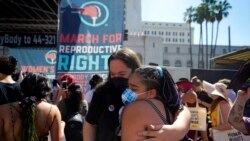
134;66;181;116
65;83;83;114
19;73;51;141
89;74;103;89
107;48;141;80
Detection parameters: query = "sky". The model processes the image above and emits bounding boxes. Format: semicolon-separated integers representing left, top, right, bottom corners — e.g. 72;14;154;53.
141;0;250;46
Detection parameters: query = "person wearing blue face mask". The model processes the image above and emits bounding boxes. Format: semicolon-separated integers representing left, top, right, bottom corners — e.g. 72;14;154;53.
83;48;142;141
121;66;191;141
83;48;191;141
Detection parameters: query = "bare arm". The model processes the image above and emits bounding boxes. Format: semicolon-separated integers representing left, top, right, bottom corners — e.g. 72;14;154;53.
228;88;250;134
213;101;232;131
138;106;191;141
50;105;64;141
83;121;97;141
122;102;151;141
54;87;64;105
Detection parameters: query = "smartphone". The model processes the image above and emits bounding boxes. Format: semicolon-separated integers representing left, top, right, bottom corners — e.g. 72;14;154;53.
62;81;67;90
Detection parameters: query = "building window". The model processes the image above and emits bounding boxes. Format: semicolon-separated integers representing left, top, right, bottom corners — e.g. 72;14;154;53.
173;32;178;36
166;38;171;42
173;38;178;42
180;32;185;36
176;47;180;53
198;61;204;68
187;60;192;67
179;39;184;42
163;60;170;66
175;60;182;67
164;47;168;52
153;42;155;48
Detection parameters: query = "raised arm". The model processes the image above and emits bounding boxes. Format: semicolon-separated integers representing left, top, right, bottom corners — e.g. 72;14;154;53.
228;88;250;134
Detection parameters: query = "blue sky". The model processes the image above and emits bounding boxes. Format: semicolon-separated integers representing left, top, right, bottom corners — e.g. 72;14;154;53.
141;0;250;46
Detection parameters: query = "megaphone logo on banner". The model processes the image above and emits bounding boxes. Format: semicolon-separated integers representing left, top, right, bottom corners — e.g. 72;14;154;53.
45;50;57;65
78;1;109;27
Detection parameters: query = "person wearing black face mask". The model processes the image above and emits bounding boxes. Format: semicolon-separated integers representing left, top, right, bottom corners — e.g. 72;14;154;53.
83;48;192;141
83;48;140;141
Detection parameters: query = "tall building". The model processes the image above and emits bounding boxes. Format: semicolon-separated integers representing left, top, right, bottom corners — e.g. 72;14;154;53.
123;1;250;69
125;0;142;34
125;34;249;69
142;21;194;45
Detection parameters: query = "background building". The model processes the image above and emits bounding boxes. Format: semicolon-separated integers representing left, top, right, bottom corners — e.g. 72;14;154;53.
142;21;194;45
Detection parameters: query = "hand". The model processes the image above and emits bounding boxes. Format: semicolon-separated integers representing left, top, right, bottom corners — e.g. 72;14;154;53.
236;88;250;102
137;124;180;141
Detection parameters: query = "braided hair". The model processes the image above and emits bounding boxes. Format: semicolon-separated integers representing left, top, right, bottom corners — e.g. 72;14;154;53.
19;73;51;141
134;66;181;116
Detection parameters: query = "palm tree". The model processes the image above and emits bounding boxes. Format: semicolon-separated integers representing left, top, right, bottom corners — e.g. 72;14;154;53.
193;5;206;69
210;6;216;59
208;0;217;68
202;0;217;69
213;0;232;57
184;6;195;68
203;1;210;69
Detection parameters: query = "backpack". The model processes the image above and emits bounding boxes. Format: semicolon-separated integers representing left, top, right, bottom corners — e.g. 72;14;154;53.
64;113;83;141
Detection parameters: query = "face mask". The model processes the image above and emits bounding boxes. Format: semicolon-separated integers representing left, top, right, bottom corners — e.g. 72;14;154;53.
121;88;148;105
110;77;128;90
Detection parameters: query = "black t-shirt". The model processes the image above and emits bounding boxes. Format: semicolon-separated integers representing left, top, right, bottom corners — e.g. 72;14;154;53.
85;81;124;141
0;82;22;105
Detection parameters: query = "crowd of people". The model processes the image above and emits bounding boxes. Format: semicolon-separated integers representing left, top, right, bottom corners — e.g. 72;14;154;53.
0;48;249;141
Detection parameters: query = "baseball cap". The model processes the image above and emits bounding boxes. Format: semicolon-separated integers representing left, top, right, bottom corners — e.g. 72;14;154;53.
60;73;76;85
176;80;193;93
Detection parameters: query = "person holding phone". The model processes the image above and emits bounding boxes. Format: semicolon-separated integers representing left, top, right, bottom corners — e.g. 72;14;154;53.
54;73;76;105
56;74;88;120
